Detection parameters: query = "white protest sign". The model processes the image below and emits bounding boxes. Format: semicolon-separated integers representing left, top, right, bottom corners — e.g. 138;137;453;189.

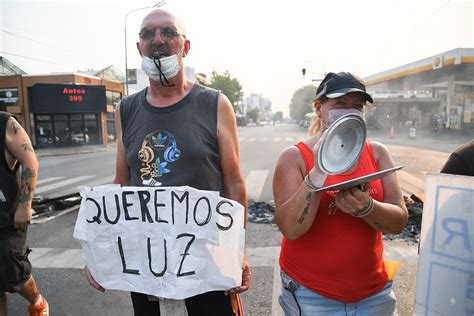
414;173;474;315
73;184;245;300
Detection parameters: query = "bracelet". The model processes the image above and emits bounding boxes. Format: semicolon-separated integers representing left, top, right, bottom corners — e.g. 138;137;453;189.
304;174;321;191
351;197;375;217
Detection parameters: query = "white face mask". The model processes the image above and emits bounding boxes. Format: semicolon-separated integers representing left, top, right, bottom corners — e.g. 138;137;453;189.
326;108;363;128
141;53;181;84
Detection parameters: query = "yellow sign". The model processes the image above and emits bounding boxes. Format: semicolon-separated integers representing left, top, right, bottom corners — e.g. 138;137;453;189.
463;111;472;123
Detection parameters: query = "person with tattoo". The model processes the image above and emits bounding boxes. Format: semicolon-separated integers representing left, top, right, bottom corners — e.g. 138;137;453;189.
0;111;49;315
273;72;408;315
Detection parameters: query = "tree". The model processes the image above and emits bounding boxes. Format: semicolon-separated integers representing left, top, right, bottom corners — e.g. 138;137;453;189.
209;70;244;112
246;107;260;123
289;85;315;121
273;111;284;122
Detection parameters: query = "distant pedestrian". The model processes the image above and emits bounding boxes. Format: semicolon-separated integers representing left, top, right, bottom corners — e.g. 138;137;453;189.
273;72;407;315
440;139;474;176
0;111;49;315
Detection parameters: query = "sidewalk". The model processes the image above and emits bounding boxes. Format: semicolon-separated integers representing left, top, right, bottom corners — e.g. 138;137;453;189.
368;127;473;153
35;142;116;158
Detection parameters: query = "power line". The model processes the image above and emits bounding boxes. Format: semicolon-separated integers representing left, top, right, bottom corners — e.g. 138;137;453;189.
0;51;76;68
0;29;51;46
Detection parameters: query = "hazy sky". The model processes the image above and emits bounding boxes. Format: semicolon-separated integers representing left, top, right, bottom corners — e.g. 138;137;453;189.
1;0;473;115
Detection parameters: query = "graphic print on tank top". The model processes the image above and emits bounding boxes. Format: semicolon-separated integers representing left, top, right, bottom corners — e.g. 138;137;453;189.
138;130;181;186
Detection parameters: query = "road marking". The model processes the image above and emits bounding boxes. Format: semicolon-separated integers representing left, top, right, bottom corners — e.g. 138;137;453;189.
245;170;269;201
285;137;293;142
28;242;415;316
37;177;65;185
260;137;268;142
272;137;281;142
36;175;95;194
29;248;85;269
247;137;257;142
239;137;247;142
81;175;116;188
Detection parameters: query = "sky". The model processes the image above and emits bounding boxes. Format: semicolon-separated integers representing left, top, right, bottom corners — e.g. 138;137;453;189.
1;0;473;115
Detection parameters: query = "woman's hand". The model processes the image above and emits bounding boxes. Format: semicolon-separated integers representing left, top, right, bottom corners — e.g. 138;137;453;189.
307;130;328;188
334;185;371;215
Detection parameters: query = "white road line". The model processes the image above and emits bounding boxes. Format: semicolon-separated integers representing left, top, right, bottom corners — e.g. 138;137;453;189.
239;137;247;142
29;248;85;269
37;177;65;185
245;170;269;201
260;137;269;142
35;175;95;194
272;137;281;142
28;243;416;315
285;137;293;142
81;175;116;188
247;137;257;142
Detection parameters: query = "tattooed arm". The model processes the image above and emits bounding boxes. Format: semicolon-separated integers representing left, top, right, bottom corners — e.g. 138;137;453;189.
273;145;326;240
4;116;38;231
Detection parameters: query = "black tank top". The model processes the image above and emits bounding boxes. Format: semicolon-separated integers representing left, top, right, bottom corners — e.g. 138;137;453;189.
120;84;223;193
0;111;19;228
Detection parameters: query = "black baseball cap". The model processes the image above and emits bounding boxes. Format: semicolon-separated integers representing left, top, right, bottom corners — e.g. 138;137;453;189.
316;72;373;103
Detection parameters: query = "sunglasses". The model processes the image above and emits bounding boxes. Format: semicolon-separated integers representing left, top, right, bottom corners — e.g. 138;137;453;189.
139;26;185;42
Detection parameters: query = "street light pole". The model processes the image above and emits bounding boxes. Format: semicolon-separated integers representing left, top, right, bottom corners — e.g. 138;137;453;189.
124;1;166;96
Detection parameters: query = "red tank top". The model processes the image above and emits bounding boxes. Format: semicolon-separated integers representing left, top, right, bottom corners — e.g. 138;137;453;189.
279;141;388;303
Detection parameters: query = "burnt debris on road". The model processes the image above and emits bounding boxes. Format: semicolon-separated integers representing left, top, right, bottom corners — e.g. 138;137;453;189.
248;196;423;244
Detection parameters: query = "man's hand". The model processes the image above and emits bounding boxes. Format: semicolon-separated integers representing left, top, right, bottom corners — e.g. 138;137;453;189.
13;204;32;231
225;255;251;295
85;266;105;292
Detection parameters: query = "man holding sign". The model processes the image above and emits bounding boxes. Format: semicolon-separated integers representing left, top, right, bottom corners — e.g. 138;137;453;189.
83;9;249;315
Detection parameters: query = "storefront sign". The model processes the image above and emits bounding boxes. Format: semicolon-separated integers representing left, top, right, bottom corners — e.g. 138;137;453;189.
30;83;106;113
0;88;19;105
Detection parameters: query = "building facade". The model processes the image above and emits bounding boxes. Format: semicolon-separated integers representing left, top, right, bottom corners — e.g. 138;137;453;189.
364;48;474;133
0;72;124;147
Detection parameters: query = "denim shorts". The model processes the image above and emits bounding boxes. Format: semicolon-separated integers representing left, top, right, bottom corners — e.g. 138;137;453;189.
279;270;397;316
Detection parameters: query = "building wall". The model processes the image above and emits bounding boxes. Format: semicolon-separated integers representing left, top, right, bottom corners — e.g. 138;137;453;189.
0;73;124;146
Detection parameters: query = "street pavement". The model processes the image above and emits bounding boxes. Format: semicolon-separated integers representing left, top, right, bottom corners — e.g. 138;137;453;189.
6;124;471;315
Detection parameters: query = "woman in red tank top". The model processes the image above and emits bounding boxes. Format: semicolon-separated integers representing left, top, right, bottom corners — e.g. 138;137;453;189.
273;72;408;315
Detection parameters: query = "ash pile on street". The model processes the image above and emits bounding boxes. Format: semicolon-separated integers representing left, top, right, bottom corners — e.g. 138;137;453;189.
383;195;423;243
248;195;424;244
247;200;275;224
32;193;81;218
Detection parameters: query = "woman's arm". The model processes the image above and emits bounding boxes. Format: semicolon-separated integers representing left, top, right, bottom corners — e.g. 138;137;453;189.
273;146;326;240
335;141;408;234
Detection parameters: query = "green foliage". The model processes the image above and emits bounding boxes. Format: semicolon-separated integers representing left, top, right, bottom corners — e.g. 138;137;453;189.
246;107;260;123
209;70;244;112
273;111;284;122
289;85;315;121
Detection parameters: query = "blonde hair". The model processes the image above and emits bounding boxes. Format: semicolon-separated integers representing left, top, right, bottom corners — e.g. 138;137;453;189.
308;95;328;136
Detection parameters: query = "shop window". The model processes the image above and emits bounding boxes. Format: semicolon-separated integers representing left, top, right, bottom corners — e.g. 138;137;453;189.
34;113;100;147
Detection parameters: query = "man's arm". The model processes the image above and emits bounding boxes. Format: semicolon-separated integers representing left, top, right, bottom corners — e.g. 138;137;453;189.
216;93;250;294
4;117;38;231
114;103;130;185
216;94;247;221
